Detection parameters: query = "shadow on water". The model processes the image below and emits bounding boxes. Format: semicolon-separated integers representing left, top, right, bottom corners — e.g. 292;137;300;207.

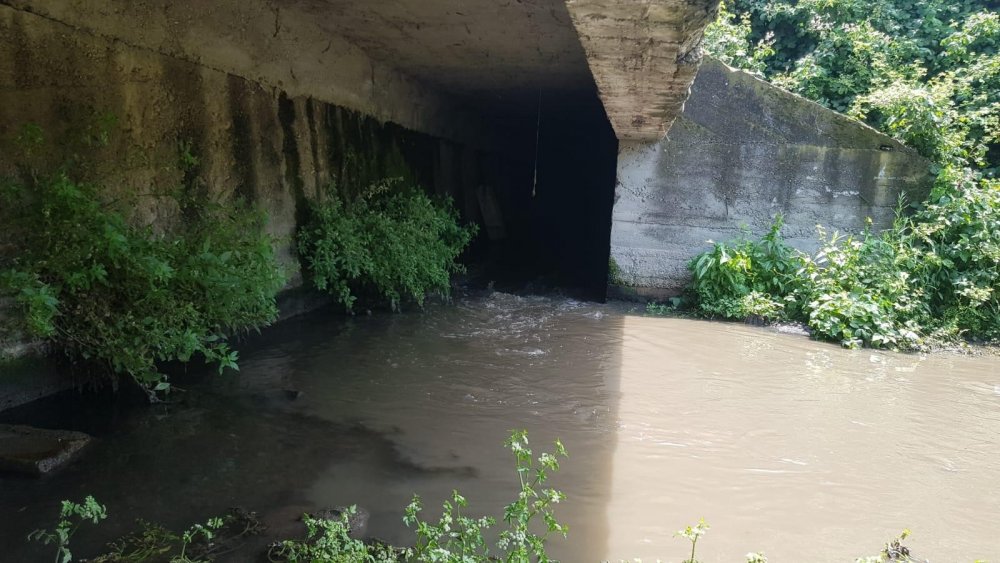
7;295;999;561
0;293;626;561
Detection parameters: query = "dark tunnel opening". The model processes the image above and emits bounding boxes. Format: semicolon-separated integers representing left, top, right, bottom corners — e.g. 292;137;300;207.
465;88;619;302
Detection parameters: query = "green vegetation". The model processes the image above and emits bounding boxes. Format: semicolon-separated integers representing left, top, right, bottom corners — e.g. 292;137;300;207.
607;257;627;286
685;206;1000;348
87;509;260;562
0;127;285;393
32;432;568;563
707;0;1000;169
687;216;801;322
675;518;710;563
691;1;1000;349
28;496;107;563
268;508;399;563
297;179;476;312
30;496;945;563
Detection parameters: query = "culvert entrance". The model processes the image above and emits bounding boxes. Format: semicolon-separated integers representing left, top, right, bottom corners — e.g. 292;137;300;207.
466;88;619;302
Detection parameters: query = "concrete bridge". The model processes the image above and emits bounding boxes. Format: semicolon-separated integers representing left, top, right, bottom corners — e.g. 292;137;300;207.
1;0;715;141
2;0;929;326
0;0;720;301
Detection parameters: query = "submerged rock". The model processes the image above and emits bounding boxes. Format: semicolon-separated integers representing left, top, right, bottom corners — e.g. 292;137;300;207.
0;424;91;476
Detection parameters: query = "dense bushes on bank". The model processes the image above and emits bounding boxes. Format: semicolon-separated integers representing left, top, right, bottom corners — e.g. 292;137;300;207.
0;130;285;393
0;171;286;392
687;172;1000;349
687;1;1000;349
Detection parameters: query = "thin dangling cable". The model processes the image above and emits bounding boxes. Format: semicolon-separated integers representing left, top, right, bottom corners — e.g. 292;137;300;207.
531;89;542;198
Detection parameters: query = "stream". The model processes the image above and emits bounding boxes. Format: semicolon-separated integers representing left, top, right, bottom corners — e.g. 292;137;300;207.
1;292;998;561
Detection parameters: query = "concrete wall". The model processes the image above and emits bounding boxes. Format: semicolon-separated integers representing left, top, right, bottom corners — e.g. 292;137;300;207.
610;58;932;298
0;5;498;360
2;0;490;146
567;0;720;141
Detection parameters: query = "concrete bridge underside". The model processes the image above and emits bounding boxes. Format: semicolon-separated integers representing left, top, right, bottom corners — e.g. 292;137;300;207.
1;0;719;302
3;0;719;142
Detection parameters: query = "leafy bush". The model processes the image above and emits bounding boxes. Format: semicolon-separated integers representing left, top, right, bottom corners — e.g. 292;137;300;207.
794;223;923;348
0;170;285;393
687;216;803;320
297;179;476;311
268;508;398;563
707;0;1000;173
702;2;774;76
685;194;1000;348
904;172;1000;340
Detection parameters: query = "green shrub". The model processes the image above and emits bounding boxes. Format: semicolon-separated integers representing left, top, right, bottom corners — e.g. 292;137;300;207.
0;171;285;393
685;189;1000;348
795;224;924;348
904;172;1000;340
687;216;803;320
268;508;398;563
266;430;568;562
297;179;477;311
28;496;107;563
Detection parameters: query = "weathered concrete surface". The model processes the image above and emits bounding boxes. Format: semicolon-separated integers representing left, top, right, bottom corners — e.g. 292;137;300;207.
0;424;92;475
2;0;493;146
2;0;611;143
0;5;497;366
567;0;721;141
0;4;498;277
610;58;932;297
0;358;70;412
7;0;712;143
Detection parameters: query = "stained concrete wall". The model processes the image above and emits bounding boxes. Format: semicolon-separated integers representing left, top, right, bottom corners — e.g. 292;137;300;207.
610;58;932;297
567;0;720;141
1;0;490;146
0;5;500;360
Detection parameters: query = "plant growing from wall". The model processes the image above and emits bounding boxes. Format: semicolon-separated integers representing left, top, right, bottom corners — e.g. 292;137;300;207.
0;127;286;394
297;178;477;311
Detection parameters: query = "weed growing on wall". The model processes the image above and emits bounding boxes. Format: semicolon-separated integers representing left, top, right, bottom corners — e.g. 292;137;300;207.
297;178;477;311
0;127;285;394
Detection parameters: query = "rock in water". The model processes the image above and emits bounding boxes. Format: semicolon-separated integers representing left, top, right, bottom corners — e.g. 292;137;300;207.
0;424;92;476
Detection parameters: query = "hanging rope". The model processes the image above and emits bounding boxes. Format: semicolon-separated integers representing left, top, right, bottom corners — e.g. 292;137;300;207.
531;90;542;198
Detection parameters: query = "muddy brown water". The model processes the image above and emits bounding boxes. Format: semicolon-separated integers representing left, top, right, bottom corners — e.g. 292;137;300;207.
1;293;999;561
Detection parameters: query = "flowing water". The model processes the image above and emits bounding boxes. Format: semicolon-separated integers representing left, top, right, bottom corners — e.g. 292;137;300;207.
2;292;999;561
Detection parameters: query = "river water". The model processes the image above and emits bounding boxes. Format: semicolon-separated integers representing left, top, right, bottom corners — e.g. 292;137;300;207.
2;292;999;561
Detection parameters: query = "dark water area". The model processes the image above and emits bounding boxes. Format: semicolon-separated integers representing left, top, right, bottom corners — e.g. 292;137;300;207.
2;293;999;561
